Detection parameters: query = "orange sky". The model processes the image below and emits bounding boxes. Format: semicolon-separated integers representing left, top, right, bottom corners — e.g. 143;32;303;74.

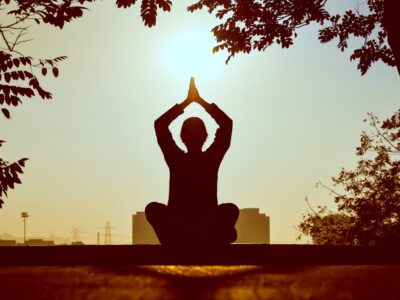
0;1;399;244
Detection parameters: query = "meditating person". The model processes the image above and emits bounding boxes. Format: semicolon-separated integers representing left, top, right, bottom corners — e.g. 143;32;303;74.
145;78;239;246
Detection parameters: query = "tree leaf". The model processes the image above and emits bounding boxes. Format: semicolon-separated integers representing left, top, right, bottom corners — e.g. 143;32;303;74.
141;0;157;27
18;158;28;167
1;108;10;119
4;73;10;83
52;67;59;77
116;0;137;9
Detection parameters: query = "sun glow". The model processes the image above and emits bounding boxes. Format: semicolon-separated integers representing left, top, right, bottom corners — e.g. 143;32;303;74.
163;30;225;85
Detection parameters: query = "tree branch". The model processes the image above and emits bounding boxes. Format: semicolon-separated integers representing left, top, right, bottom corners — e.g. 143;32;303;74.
11;27;32;51
0;28;12;51
317;181;344;198
372;121;400;153
304;196;321;217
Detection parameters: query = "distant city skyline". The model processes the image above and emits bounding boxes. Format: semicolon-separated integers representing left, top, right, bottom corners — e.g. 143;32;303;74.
0;232;68;245
0;1;399;244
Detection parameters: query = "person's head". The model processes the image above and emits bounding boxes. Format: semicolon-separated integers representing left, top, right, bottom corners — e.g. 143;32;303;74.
180;117;208;152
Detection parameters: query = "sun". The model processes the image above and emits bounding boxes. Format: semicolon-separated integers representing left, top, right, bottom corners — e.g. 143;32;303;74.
163;29;225;85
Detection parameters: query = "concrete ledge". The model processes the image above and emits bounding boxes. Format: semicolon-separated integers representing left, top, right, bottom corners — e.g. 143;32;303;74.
0;244;399;265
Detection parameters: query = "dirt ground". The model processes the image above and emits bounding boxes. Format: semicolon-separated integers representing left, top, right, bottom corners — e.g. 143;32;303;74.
0;265;399;300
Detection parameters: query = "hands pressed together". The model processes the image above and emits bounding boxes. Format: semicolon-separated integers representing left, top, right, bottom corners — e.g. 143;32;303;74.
181;77;209;109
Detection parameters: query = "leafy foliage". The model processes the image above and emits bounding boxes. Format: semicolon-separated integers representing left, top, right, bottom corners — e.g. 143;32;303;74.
116;0;171;27
188;0;330;63
318;0;396;75
189;0;397;73
0;0;93;119
0;141;28;208
297;198;356;245
0;0;93;207
9;0;93;29
117;0;399;75
298;111;400;245
0;51;66;119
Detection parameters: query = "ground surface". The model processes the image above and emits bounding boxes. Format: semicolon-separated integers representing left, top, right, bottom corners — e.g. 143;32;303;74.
0;265;399;299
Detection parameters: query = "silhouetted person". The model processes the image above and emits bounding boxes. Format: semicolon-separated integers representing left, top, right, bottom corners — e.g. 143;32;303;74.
384;0;400;75
146;78;239;246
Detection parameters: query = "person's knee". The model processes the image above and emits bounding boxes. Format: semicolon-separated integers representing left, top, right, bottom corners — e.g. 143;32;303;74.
218;203;239;223
145;202;167;223
228;227;237;244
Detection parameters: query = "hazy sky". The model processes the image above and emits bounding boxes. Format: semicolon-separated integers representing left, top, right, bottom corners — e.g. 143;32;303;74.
1;1;399;244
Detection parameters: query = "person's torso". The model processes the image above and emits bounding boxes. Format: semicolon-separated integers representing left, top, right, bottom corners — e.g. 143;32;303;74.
167;151;220;212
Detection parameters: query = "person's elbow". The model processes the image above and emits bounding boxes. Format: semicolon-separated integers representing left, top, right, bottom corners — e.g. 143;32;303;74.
225;117;233;133
154;117;164;131
217;117;232;137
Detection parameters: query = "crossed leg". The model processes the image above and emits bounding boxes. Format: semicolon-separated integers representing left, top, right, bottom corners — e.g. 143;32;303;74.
145;202;239;246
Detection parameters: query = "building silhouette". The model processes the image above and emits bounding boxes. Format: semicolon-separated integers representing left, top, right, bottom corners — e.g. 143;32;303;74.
0;239;55;246
132;212;159;245
234;208;270;243
132;208;270;244
0;239;16;246
24;239;55;246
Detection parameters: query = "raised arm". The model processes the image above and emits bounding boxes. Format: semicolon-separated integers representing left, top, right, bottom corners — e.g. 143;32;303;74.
155;95;193;164
197;97;233;159
187;77;233;158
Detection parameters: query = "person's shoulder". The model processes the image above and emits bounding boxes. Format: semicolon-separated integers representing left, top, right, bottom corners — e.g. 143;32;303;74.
203;146;222;161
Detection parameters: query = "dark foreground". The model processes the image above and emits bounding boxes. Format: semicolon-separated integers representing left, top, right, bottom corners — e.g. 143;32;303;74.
1;244;400;265
0;265;400;299
1;245;399;299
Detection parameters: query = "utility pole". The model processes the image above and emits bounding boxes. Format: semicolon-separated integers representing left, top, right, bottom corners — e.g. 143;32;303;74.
21;212;29;245
97;232;100;245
